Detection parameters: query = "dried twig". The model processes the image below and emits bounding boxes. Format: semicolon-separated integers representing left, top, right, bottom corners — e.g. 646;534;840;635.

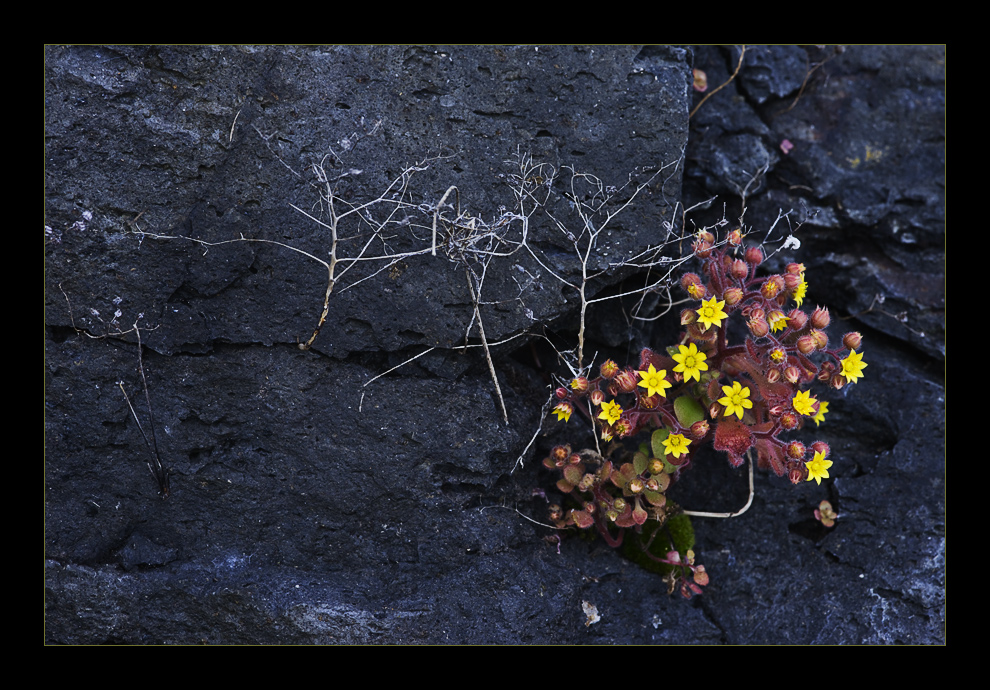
118;322;170;498
690;45;746;120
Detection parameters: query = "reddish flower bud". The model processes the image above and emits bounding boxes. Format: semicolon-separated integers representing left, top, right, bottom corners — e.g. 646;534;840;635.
786;262;806;276
555;387;569;399
768;403;786;417
831;374;847;390
614;368;639;394
797;335;817;355
731;259;748;280
551;445;570;465
786;441;807;459
727;228;744;246
843;332;863;350
680;272;702;291
693;238;713;258
723;287;744;305
784;365;802;384
810;306;831;330
568;453;583;465
766;367;781;383
788;464;806;485
783;272;803;291
680;308;698;326
590;389;605;406
709;401;723;419
810;329;829;350
697;230;715;244
748;316;770;338
780;411;799;430
628;477;645;494
690;420;710;441
571;376;589;394
648;457;665;475
811;441;830;457
600;359;619;379
787;309;808;331
745;245;764;266
639;393;661;410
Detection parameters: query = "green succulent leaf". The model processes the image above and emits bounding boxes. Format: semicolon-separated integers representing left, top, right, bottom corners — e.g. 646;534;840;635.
674;394;706;428
633;450;648;475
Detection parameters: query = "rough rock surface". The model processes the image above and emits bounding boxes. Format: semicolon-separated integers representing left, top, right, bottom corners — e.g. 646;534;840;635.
46;45;943;644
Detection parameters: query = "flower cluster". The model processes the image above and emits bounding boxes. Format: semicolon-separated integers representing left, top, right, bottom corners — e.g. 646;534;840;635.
543;229;865;597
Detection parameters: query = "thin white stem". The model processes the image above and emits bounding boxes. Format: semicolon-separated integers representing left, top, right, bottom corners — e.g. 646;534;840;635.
681;453;755;519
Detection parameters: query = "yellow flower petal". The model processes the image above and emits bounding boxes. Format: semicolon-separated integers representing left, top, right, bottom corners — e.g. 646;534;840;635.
840;350;867;384
792;390;817;416
637;364;672;398
696;297;727;331
805;450;833;485
672;343;709;383
718;380;753;420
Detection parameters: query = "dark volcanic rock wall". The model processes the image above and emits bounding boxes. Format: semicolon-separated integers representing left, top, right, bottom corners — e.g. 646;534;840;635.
45;45;943;644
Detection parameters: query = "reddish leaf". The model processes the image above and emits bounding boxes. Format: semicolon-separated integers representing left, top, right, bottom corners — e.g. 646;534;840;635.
632;501;648;525
563;464;584;486
713;418;754;460
645;490;666;508
756;439;786;476
571;509;594;529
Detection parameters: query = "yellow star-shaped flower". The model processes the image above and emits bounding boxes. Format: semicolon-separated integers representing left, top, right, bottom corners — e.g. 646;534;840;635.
637;364;672;398
840;350;867;384
718;381;753;420
662;433;691;458
805;450;833;485
792;390;817;416
671;343;709;383
696;297;727;331
598;400;623;426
